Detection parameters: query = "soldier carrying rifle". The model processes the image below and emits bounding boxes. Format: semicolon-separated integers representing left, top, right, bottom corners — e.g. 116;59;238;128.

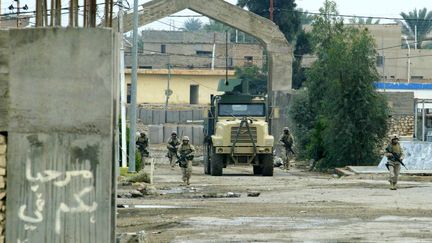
279;127;294;171
384;134;405;190
176;136;195;186
166;131;181;169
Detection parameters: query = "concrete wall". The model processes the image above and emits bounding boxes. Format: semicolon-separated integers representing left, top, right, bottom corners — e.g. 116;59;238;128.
138;107;205;124
0;31;8;131
125;69;233;104
0;134;6;242
382;92;415;116
1;28;117;243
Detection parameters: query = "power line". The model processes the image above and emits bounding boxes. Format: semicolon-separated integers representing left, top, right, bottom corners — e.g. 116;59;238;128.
278;8;432;23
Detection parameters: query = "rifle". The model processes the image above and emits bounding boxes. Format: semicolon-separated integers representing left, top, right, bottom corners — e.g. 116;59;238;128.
282;141;295;155
286;145;295;155
385;148;408;170
175;154;187;168
175;153;194;168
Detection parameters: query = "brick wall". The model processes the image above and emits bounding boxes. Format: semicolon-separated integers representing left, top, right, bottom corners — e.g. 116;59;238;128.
388;115;414;137
0;133;6;243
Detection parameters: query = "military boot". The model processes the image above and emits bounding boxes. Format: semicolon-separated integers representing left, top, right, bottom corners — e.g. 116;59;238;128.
390;182;396;190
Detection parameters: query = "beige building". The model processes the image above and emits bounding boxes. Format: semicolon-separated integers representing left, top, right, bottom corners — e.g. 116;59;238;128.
125;69;235;105
303;24;432;83
125;30;265;70
368;24;432;82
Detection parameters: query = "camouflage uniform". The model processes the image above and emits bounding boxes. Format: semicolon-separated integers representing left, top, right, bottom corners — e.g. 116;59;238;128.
279;130;294;170
167;136;181;168
136;133;149;170
178;141;195;185
385;136;404;190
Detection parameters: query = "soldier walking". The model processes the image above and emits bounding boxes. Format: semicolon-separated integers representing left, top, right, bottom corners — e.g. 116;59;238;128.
385;134;404;190
167;131;181;169
178;136;195;185
136;132;149;170
279;127;294;170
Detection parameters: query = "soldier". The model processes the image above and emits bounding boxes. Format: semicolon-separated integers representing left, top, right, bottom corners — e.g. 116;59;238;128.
177;136;195;185
385;134;404;190
167;131;181;169
279;127;294;170
136;132;149;170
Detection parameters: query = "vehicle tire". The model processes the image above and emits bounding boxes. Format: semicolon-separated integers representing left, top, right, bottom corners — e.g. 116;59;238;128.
261;154;274;176
253;165;262;175
211;148;223;176
204;145;211;175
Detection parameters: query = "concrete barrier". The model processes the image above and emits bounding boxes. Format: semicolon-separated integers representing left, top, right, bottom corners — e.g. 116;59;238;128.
192;125;204;146
192;109;204;121
148;125;164;144
166;110;180;123
179;110;193;123
177;125;193;143
163;125;178;143
152;110;166;124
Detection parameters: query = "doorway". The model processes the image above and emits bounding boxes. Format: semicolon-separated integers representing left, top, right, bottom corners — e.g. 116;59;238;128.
190;85;199;104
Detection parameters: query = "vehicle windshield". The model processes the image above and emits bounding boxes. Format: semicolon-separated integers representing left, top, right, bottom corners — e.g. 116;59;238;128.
218;103;265;117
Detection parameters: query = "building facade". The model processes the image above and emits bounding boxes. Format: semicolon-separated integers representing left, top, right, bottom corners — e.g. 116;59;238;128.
302;24;432;83
369;24;432;83
124;30;265;70
125;69;235;105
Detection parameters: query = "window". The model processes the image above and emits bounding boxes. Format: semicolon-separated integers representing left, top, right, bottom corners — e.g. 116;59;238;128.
161;44;166;54
376;56;384;67
411;75;424;80
139;66;152;69
190;85;199;104
244;56;253;66
196;50;212;57
218;103;265;117
228;57;233;67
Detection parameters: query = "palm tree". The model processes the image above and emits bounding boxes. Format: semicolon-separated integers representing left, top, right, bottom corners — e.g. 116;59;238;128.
400;8;432;48
350;17;380;25
182;18;203;32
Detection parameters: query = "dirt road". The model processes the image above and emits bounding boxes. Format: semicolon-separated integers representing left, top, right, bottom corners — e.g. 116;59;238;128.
117;164;432;242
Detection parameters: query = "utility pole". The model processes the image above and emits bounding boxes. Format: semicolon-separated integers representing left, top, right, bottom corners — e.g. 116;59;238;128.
118;0;127;168
269;0;274;22
8;0;28;28
211;33;216;70
404;36;411;83
225;30;229;85
128;0;139;172
381;37;385;82
415;25;418;50
164;62;172;123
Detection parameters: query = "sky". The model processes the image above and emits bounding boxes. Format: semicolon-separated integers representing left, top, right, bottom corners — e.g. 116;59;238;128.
140;0;432;31
1;0;431;29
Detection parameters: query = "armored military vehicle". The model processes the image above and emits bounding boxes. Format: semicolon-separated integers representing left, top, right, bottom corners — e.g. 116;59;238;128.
203;79;276;176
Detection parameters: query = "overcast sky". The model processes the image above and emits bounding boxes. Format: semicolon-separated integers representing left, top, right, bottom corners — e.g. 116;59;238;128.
141;0;432;30
1;0;431;29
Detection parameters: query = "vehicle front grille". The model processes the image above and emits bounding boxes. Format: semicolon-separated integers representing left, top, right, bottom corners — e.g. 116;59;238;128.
230;126;257;143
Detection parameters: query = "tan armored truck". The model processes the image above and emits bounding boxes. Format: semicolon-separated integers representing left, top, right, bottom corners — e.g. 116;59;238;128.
203;79;276;176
